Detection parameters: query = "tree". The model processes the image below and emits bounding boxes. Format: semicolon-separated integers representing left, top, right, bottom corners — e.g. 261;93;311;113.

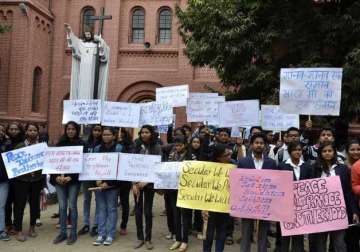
176;0;360;120
0;24;11;33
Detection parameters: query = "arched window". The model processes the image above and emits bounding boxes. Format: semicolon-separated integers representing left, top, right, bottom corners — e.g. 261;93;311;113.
32;67;42;112
131;7;145;43
81;7;95;35
158;8;172;44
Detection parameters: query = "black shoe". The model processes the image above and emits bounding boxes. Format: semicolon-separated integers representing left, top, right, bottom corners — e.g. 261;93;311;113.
67;236;77;245
90;226;98;237
78;225;89;235
51;213;60;219
53;234;67;244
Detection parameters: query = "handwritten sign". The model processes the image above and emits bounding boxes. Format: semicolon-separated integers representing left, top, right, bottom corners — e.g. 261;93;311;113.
218;100;260;127
230;169;294;222
79;153;119;181
261;105;299;131
154;162;183;189
186;96;225;125
280;68;342;116
101;101;140;128
231;127;244;138
42;146;83;174
156;85;189;107
189;92;219;99
177;161;235;213
1;143;47;179
117;153;161;182
63;99;101;124
280;176;348;236
139;102;173;126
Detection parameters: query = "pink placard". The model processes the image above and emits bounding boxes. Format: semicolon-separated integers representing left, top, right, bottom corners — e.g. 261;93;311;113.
230;169;294;222
281;176;348;236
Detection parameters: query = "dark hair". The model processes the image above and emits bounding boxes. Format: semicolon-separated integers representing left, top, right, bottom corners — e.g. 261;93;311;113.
174;127;186;137
182;124;192;132
87;124;102;143
346;139;360;153
25;123;39;132
211;143;230;162
6;122;25;143
250;126;263;134
57;121;80;145
287;141;302;155
174;135;186;145
217;128;231;136
250;133;266;144
139;125;156;144
102;126;116;135
314;142;338;177
320;127;335;137
286;127;300;135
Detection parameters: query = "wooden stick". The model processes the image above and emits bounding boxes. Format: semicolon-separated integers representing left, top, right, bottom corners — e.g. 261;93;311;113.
88;186;115;191
308;115;311;121
279;131;282;141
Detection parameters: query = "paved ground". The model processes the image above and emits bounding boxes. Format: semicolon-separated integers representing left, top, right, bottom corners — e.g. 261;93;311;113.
1;193;273;252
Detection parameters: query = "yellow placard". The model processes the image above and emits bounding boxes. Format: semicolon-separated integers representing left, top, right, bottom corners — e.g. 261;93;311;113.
176;161;236;213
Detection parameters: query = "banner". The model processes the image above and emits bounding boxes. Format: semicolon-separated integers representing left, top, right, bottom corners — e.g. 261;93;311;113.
218;100;260;127
79;153;119;181
280;68;342;116
101;101;140;128
117;153;161;182
42;146;84;174
1;143;47;179
154;162;183;189
186;96;225;125
177;161;236;213
261;105;299;131
230;169;294;222
62;99;101;124
156;84;189;107
139;102;173;126
281;177;348;236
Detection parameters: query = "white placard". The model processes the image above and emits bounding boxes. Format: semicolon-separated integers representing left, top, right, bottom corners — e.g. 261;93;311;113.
231;127;243;138
280;68;342;116
156;85;189;107
154;162;183;189
1;143;47;179
186;96;225;125
101;101;140;128
189;92;219;98
218;100;260;127
62;99;101;124
139;102;173;126
117;153;161;182
79;153;119;181
42;146;84;174
261;105;299;131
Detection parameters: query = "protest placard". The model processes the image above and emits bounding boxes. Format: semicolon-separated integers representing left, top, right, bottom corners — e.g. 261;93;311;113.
218;100;260;127
261;105;299;131
189;92;219;99
42;146;83;174
231;127;243;138
156;85;189;107
1;143;47;179
117;153;161;182
62;99;101;124
230;169;294;222
280;68;342;116
101;101;140;128
79;153;119;181
177;161;236;213
280;176;348;236
139;102;173;126
186;96;225;125
154;162;183;189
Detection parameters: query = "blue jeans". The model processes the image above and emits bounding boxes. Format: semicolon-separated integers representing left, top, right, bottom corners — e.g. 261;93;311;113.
95;188;118;239
83;185;98;227
203;212;228;252
0;182;9;232
55;184;80;238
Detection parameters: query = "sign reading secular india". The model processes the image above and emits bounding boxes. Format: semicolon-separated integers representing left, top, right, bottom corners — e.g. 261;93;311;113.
280;68;342;116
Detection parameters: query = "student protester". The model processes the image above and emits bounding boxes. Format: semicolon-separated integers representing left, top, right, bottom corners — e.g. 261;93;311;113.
182;124;192;143
202;143;236;252
275;127;301;164
279;142;312;252
92;127;123;246
51;121;84;245
78;124;102;236
0;124;10;241
310;142;358;252
4;122;24;236
245;126;263;156
133;125;162;250
238;133;278;252
12;124;45;242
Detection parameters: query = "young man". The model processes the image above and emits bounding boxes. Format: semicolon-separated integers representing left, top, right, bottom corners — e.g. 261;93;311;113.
237;133;278;252
274;127;300;164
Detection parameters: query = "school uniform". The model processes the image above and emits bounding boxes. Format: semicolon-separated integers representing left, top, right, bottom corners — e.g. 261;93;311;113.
279;159;312;252
237;154;278;252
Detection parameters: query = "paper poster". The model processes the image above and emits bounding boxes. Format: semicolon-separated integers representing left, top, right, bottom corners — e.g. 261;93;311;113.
218;100;260;127
156;85;189;107
261;105;299;131
79;153;119;181
101;101;140;128
186;96;225;125
139;102;173;126
42;146;84;174
154;162;183;189
62;99;101;124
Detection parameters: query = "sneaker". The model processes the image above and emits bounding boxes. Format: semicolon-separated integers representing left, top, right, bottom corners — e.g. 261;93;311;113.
0;231;11;241
53;234;67;244
35;219;42;227
93;236;105;246
134;240;144;249
119;229;127;236
103;237;113;246
145;241;154;250
78;225;89;235
67;235;77;245
170;241;181;250
90;226;98;237
179;242;188;252
165;233;173;240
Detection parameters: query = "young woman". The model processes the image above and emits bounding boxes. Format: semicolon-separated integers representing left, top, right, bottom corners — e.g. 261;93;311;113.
311;142;359;252
133;125;161;250
92;127;123;246
12;124;45;242
0;124;10;241
51;121;84;245
4;122;24;236
78;124;102;236
279;142;312;252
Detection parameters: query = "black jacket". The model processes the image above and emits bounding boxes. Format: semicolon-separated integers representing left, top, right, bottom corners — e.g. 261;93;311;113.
278;160;313;181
